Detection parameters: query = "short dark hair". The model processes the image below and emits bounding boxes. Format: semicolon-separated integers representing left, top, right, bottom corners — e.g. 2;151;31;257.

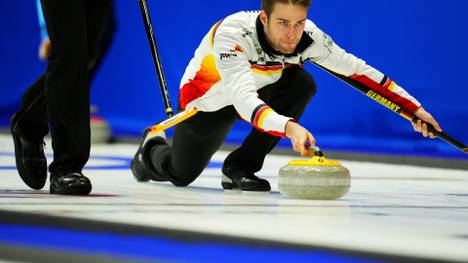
261;0;311;17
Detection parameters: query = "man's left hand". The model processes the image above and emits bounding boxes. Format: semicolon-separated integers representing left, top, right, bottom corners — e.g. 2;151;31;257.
413;107;442;139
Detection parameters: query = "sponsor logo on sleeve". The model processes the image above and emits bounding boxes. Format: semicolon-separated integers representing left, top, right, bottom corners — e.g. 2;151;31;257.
220;51;238;60
241;28;253;38
220;45;246;60
322;33;333;53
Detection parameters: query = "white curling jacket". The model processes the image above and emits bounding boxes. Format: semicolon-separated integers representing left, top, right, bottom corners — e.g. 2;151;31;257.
179;11;420;137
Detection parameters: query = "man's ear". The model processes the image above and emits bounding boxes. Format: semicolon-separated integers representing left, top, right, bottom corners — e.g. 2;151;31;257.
259;11;268;27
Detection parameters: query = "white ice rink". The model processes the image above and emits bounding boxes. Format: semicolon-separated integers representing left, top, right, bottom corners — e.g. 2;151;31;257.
1;134;468;262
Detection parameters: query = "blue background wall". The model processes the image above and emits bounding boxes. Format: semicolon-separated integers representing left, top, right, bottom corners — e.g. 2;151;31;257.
0;0;467;158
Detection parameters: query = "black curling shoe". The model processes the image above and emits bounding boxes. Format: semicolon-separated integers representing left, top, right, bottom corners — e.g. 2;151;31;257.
130;127;167;182
50;172;92;195
221;167;271;192
11;113;47;190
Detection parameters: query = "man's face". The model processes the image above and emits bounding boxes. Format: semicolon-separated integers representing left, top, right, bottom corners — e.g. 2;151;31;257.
260;3;308;54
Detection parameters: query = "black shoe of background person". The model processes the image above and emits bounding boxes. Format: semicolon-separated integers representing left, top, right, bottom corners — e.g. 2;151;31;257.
130;128;168;182
221;167;271;192
50;172;92;195
10;113;47;190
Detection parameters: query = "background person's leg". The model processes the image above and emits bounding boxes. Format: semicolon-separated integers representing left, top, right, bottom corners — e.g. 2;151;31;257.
41;0;111;176
14;75;49;140
10;75;49;190
41;0;90;176
40;0;111;194
85;0;114;72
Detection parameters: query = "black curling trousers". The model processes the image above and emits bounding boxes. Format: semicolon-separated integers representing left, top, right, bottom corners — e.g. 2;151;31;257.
149;66;316;186
14;0;112;175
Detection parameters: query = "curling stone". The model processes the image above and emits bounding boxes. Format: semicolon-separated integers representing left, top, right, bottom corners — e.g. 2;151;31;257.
278;147;350;200
90;105;112;144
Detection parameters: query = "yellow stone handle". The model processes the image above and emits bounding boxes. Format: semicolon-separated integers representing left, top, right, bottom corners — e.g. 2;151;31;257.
289;146;342;167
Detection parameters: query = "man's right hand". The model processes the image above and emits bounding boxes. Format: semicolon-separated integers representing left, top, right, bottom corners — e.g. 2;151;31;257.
38;37;51;61
285;121;315;156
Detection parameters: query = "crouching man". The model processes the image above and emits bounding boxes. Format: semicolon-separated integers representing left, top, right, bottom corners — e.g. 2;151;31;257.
131;0;441;191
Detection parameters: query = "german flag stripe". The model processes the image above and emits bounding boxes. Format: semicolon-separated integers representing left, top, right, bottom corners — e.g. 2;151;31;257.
251;104;268;123
387;82;396;91
209;19;224;48
384;79;393;89
257;108;273;128
379;76;388;86
380;76;393;89
241;112;286;137
250;63;298;71
251;64;283;71
400;110;414;121
250;64;288;76
251;68;282;76
350;74;419;113
252;105;272;128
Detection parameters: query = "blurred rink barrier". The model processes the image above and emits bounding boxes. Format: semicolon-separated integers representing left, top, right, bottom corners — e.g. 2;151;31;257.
90;105;112;144
0;0;467;158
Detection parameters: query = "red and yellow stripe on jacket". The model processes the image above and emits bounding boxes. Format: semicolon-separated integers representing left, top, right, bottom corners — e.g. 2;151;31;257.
179;20;224;109
179;54;221;110
249;104;286;137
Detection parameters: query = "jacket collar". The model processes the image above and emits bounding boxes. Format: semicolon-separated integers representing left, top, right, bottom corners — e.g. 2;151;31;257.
256;15;314;58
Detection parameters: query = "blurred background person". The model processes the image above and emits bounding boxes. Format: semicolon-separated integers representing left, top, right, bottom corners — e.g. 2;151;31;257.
36;0;115;144
11;0;114;195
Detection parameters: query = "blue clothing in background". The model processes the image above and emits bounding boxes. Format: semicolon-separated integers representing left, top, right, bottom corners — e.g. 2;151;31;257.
36;0;48;40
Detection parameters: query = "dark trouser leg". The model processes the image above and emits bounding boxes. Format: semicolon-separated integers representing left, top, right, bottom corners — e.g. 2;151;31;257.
223;67;316;173
149;106;238;187
15;75;49;141
88;1;115;81
38;0;111;175
15;1;112;144
85;0;114;72
11;74;49;190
